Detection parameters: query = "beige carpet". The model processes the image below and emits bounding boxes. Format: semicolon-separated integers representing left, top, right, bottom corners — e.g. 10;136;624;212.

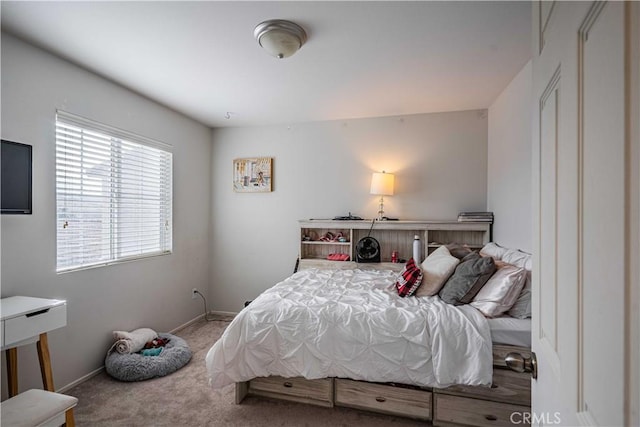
68;316;423;426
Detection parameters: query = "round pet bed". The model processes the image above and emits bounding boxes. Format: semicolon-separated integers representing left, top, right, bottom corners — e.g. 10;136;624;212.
105;333;192;382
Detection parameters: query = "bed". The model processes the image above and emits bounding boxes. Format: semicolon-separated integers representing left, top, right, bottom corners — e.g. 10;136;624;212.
487;316;531;348
206;242;533;426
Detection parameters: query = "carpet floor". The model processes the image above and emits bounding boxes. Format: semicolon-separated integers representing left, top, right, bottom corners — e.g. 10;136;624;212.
68;316;424;426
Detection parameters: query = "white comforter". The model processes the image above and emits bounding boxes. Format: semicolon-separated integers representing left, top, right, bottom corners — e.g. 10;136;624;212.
206;268;492;389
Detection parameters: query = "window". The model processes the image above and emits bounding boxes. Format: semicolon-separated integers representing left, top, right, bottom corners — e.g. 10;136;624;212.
56;111;172;272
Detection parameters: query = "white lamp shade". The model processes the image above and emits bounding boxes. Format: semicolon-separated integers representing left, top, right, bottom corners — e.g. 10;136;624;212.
370;172;395;196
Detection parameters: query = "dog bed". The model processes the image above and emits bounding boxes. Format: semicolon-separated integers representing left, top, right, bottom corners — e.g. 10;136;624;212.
105;333;192;381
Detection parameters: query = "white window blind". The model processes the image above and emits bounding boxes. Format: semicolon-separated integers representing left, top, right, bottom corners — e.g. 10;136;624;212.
56;111;173;272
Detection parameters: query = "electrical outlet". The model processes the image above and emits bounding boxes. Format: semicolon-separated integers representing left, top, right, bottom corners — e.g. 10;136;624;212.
192;288;198;299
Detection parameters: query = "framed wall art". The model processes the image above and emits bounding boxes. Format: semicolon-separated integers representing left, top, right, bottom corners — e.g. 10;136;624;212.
233;157;272;192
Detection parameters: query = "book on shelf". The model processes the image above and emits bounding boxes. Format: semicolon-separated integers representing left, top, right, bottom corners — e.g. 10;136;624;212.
457;211;493;222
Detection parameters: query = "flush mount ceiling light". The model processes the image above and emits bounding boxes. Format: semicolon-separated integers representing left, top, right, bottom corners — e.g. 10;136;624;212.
254;19;307;59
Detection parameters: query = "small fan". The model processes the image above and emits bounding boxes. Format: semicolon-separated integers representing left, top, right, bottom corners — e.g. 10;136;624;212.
356;236;380;263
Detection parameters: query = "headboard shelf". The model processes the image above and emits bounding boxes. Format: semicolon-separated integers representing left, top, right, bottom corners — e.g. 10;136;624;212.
299;219;491;269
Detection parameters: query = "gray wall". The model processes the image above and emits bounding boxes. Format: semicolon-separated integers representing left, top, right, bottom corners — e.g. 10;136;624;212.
210;111;488;312
0;34;212;396
487;61;532;252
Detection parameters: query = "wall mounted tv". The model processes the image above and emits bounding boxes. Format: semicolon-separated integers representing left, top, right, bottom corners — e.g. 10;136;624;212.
1;139;33;214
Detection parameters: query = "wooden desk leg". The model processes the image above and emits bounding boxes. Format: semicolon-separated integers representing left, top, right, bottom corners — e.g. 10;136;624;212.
65;408;76;427
36;333;55;392
6;347;18;397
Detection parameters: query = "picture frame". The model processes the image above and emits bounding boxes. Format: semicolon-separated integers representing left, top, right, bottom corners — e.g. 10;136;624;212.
233;157;272;192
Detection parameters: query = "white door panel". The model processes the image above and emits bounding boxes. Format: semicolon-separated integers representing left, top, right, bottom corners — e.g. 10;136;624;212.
538;68;559;370
580;3;625;424
531;1;636;426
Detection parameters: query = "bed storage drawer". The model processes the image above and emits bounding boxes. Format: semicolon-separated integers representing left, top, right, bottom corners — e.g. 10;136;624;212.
433;394;529;427
248;376;333;407
436;369;530;406
334;379;432;421
492;345;531;369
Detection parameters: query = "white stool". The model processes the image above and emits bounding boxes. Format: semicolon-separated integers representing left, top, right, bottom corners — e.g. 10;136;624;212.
1;389;78;427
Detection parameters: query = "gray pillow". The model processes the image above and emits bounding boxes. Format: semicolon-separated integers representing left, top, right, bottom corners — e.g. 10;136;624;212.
507;270;532;318
445;243;474;260
439;253;496;305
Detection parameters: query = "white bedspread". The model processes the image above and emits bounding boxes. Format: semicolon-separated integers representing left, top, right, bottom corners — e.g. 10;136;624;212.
206;268;492;389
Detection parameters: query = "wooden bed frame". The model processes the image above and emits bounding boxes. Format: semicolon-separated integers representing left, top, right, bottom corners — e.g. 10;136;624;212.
235;220;532;426
235;344;531;426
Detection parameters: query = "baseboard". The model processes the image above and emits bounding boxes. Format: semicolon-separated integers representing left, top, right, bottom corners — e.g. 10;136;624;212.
57;312;206;393
57;365;105;394
209;310;238;317
169;313;205;334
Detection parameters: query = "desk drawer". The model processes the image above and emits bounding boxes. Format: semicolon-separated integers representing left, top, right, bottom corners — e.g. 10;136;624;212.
335;379;432;421
249;376;333;406
4;304;67;348
434;394;529;427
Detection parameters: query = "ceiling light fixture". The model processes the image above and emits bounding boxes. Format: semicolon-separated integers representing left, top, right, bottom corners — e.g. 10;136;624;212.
254;19;307;59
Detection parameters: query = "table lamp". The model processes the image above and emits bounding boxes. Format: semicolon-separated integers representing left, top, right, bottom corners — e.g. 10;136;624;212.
370;171;395;221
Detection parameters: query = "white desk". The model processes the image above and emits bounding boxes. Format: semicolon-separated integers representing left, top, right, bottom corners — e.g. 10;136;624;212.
1;296;67;397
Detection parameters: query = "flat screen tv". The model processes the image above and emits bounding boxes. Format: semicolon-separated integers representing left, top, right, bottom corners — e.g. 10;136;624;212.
1;139;32;214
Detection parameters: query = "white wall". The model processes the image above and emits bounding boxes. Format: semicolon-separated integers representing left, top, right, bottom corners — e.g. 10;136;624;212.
210;110;488;312
487;61;532;252
0;30;531;394
0;34;212;396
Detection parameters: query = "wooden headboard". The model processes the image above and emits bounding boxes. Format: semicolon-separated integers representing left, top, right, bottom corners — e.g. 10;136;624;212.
297;219;490;272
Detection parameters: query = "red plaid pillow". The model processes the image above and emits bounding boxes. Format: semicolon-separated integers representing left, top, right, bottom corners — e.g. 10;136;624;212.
395;258;423;297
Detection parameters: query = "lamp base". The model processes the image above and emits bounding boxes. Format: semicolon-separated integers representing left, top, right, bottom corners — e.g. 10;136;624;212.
377;196;385;221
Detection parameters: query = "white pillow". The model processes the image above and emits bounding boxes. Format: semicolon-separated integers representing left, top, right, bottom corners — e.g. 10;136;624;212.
471;261;527;317
502;248;532;270
415;246;460;297
478;244;532;318
479;242;508;260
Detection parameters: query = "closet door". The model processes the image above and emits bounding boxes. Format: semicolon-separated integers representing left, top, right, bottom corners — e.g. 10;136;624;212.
531;1;638;425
